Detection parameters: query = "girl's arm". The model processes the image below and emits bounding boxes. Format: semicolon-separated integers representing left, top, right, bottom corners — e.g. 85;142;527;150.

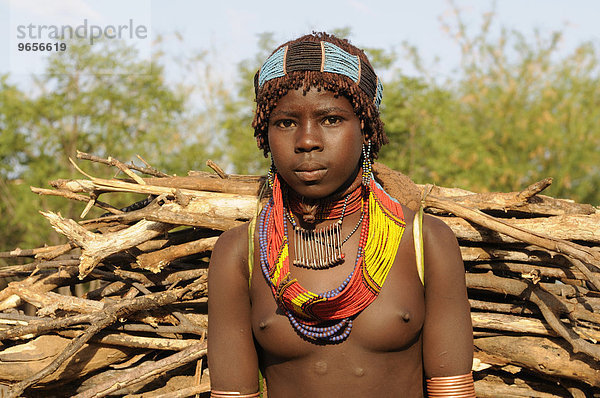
421;215;473;378
208;224;259;393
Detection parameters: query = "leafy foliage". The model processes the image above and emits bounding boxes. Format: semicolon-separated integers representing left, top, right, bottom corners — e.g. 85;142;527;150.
217;33;277;175
0;40;188;250
379;7;600;204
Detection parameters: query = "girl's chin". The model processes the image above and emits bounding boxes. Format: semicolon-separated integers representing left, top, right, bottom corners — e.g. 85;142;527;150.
289;184;341;201
282;173;359;200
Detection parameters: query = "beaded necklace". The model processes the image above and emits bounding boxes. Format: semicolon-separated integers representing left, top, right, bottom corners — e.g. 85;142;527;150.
258;173;406;343
286;185;362;221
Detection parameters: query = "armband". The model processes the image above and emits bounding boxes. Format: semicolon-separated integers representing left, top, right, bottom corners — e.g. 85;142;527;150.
425;372;475;397
210;390;260;398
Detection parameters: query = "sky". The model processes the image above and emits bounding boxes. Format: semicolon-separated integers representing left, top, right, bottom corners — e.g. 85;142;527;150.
0;0;599;87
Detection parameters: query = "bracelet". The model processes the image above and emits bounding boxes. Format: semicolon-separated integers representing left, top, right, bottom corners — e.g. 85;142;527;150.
210;390;261;398
425;372;475;397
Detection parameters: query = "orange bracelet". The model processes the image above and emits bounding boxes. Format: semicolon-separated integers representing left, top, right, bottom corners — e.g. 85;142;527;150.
426;372;476;397
210;391;260;398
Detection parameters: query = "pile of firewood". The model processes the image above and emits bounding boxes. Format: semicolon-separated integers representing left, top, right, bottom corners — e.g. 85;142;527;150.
0;152;599;398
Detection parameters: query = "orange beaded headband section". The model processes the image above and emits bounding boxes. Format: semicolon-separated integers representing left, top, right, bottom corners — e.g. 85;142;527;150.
254;40;383;109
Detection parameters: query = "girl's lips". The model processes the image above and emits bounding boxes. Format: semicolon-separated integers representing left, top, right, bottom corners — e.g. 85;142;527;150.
294;169;327;182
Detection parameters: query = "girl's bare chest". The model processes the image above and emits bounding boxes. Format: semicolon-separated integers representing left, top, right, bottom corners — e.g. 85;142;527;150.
250;252;425;359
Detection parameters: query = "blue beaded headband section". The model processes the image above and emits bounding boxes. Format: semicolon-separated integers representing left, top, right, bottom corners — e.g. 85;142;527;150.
255;41;383;109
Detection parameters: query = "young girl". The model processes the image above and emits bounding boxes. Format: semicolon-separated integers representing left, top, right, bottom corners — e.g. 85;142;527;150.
208;32;474;398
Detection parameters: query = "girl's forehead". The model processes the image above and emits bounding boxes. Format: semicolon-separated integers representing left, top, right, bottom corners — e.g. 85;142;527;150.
274;87;355;111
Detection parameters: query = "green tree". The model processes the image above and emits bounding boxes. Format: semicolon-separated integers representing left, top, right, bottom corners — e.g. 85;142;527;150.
379;5;600;205
0;75;34;250
218;33;277;175
0;39;193;251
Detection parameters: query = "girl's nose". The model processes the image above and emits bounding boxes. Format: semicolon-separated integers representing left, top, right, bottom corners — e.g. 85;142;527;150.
295;122;323;153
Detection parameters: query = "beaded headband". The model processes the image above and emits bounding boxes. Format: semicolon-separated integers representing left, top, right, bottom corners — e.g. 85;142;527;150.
255;41;383;109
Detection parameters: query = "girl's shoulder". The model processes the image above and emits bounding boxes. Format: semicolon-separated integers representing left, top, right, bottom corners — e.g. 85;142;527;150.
209;222;251;281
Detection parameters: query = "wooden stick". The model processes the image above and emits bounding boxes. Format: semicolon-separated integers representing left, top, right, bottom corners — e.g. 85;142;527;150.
111;268;157;285
56;329;199;350
0;243;73;259
424;195;600;289
420;184;595;216
77;151;170;178
135;154;154;169
467;272;600;359
440;179;595;216
468;261;586;281
107;156;146;185
12;287;104;315
0;266;81;312
135;236;218;272
472;311;600;342
437;212;600;245
147;380;211;398
140;209;242;232
516;177;553;199
528;285;600;358
373;162;595;215
35;242;78;261
49;177;259;207
30;187;124;215
0;259;80;278
81;199;244;231
474;335;600;387
41;211;173;279
6;280;205;397
206;159;227;179
467;273;600;323
460;246;572;267
109;322;206;336
71;341;207;398
469;298;537;315
130;282;205;334
0;312;93;342
474;378;571;398
471;311;556;337
160;268;208;287
85;281;127;300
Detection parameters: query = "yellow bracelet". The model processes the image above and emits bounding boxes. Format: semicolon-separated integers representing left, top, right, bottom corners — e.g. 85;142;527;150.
425;372;475;397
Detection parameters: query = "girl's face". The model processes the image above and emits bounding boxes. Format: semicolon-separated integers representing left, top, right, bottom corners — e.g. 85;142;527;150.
267;87;363;199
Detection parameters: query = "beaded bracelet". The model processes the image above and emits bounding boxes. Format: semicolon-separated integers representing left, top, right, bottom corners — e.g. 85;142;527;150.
425;372;476;397
210;391;260;398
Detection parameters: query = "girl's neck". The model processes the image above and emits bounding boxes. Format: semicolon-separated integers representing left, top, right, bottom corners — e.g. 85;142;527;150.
284;167;364;224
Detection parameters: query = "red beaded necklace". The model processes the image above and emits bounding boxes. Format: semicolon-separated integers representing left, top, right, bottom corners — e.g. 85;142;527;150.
258;173;406;343
286;186;363;221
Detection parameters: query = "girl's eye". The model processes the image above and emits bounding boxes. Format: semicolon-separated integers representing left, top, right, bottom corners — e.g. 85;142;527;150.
323;116;341;126
275;119;295;128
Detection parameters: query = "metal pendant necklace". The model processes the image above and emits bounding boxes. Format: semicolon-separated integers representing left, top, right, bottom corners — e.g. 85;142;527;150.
285;192;364;269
